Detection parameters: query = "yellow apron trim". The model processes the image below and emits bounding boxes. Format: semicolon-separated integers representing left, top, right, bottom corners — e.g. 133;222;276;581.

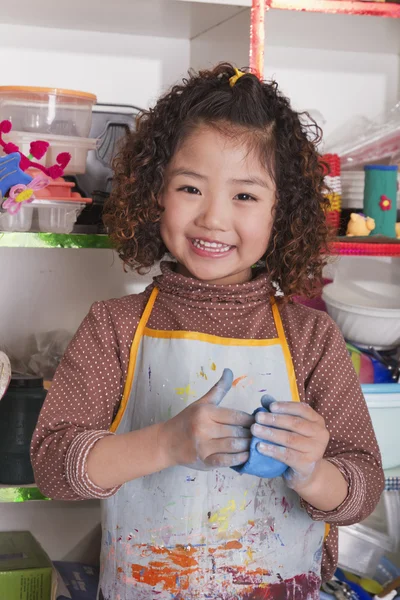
110;287;159;433
325;523;331;539
270;298;300;402
143;327;280;347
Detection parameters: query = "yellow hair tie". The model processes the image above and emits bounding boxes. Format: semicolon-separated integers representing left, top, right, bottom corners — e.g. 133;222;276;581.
229;68;245;88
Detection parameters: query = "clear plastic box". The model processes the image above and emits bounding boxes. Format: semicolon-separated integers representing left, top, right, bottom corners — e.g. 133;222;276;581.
1;131;98;175
36;200;85;234
338;523;394;578
0;204;34;232
0;86;97;137
0;199;88;234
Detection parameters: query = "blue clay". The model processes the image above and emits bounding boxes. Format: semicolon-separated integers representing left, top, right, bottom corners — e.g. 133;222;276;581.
232;395;288;479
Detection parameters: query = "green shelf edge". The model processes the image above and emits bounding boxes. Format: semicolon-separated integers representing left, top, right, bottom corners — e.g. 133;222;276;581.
0;485;49;503
0;232;112;249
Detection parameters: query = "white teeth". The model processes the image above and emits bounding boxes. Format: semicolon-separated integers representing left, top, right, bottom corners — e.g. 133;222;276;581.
192;239;232;253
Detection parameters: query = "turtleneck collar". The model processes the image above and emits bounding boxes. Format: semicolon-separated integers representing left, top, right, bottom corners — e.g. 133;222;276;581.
154;261;274;305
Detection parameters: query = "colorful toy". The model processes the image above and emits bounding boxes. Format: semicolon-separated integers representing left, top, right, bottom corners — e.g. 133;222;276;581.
0;153;32;197
2;173;51;214
346;212;375;236
347;343;399;384
321;154;342;233
347;343;374;384
364;165;398;238
0;120;71;180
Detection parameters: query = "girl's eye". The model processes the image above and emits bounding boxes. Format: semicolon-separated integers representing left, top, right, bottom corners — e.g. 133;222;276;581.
235;193;257;202
179;186;201;195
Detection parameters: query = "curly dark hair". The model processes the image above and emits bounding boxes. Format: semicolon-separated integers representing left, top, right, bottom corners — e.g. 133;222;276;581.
104;62;331;299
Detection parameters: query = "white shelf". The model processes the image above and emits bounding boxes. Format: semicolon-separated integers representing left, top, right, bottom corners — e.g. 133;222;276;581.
0;0;244;39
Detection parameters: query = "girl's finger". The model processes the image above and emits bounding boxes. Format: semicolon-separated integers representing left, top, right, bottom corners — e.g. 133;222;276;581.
201;368;234;406
254;412;318;437
251;423;314;453
211;406;254;428
206;451;250;468
269;401;323;423
213;424;252;439
206;436;251;457
256;441;305;469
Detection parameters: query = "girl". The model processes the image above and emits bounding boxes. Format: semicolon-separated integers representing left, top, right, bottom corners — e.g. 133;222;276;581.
32;63;384;600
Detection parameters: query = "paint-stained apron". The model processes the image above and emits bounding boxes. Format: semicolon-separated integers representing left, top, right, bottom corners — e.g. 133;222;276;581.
100;287;325;600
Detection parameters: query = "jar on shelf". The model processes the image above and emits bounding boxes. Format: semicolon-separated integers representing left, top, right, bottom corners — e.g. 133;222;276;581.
0;375;47;485
364;165;398;238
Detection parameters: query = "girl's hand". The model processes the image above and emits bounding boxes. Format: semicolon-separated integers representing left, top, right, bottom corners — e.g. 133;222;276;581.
159;369;253;471
251;400;330;492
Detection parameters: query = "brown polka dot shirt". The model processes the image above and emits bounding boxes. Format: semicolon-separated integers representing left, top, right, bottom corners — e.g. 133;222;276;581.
31;262;384;582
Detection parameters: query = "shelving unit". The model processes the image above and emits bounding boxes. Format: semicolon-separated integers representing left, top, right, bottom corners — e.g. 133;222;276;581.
272;0;400;17
215;0;400;18
0;0;399;570
0;484;47;503
331;238;400;257
0;233;111;249
1;232;399;256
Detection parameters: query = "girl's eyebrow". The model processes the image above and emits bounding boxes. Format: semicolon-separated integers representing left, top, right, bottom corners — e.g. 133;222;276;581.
169;168;207;180
230;176;270;189
169;169;271;189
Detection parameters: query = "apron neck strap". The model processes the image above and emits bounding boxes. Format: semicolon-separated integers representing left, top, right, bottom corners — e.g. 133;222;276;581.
270;297;300;402
141;287;159;329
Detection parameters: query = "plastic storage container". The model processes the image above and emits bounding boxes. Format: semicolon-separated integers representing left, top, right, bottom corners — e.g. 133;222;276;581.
338;523;394;578
362;383;400;470
0;130;98;175
0;86;97;137
0;198;90;233
35;199;89;233
0;204;35;232
0;375;47;484
322;281;400;349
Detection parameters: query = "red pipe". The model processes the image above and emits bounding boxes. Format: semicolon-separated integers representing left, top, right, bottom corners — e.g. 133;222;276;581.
249;0;270;79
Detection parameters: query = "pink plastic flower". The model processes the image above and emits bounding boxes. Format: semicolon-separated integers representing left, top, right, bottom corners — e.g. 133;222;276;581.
379;195;392;211
3;174;51;214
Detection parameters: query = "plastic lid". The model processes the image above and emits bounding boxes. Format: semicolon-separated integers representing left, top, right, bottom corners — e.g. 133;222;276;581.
9;374;44;389
0;86;97;102
364;165;398;171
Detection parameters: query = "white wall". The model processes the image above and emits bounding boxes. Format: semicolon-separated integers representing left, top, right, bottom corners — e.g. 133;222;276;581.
190;9;400;138
0;23;190;107
0;248;157;358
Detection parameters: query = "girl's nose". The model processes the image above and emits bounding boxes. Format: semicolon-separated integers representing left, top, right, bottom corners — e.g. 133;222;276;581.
195;197;229;232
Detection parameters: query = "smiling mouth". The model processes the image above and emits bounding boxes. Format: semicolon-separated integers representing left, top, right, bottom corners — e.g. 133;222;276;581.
191;238;234;253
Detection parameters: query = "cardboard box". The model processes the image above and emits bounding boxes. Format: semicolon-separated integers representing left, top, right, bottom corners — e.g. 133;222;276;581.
0;531;53;600
54;563;99;600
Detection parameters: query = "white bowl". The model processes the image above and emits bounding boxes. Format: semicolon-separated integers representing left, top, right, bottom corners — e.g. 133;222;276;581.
322;282;400;349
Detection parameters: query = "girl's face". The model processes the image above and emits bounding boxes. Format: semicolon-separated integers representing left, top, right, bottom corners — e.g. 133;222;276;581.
160;125;276;285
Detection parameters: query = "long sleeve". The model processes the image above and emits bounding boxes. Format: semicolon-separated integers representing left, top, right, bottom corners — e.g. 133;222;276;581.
300;314;384;525
31;301;124;500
